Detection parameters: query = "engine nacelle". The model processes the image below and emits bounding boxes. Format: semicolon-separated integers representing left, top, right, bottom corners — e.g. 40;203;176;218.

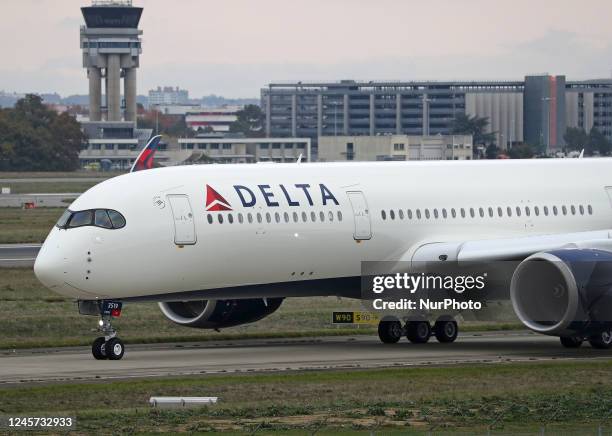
158;298;283;329
510;249;612;336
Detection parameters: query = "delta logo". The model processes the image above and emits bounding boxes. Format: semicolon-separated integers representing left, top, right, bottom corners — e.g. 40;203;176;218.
205;183;339;211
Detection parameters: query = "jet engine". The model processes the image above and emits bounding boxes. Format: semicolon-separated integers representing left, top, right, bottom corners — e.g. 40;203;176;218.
158;298;283;329
510;249;612;336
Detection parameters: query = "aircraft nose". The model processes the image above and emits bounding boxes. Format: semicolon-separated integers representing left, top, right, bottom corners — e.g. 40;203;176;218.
34;244;66;289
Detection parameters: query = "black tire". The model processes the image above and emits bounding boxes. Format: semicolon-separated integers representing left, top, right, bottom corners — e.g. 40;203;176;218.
434;320;458;343
92;337;107;360
378;321;402;344
588;330;612;349
560;336;583;348
406;321;431;344
105;337;125;360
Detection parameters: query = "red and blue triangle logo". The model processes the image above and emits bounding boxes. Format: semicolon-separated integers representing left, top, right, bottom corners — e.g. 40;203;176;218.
205;185;232;211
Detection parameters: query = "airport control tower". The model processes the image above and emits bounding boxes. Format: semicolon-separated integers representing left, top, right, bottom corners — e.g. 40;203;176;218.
80;0;143;122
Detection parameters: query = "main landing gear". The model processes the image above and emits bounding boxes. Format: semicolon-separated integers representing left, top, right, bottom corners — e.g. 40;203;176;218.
377;317;458;345
560;329;612;350
91;301;125;360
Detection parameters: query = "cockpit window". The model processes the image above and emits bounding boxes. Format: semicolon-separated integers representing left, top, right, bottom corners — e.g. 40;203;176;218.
56;209;126;230
107;210;126;229
94;210;113;229
68;210;94;228
56;209;72;228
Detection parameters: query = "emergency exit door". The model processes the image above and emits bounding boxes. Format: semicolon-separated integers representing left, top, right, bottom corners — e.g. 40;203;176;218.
167;194;196;245
347;191;372;240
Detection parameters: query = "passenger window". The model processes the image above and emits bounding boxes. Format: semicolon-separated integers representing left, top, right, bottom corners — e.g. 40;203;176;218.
479;208;484;218
257;213;263;223
562;206;567;215
328;211;334;221
470;208;475;218
69;210;93;228
433;209;439;219
425;209;430;219
293;212;299;222
217;214;223;224
553;206;558;216
284;212;290;223
516;207;521;217
525;207;530;216
460;208;466;218
311;211;316;222
399;210;404;219
416;209;422;219
407;209;413;219
579;205;584;215
207;214;213;224
265;213;271;223
248;213;253;223
507;206;512;217
570;205;576;215
301;211;307;222
107;210;126;229
442;209;447;219
238;213;244;223
275;212;281;223
94;210;112;229
390;210;395;220
381;210;386;220
497;207;502;217
320;211;325;222
534;206;539;216
588;205;593;214
337;211;343;221
543;206;549;216
488;207;493;217
228;214;234;224
450;208;456;218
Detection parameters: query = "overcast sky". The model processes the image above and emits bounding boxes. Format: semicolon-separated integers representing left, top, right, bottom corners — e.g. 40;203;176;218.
2;0;612;98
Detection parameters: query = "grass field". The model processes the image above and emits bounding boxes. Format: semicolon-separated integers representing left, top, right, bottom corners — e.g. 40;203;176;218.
0;171;122;178
0;268;522;350
0;207;64;243
1;361;611;434
4;181;100;194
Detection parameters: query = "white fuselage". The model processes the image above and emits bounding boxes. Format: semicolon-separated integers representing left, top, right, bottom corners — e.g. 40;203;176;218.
34;158;612;301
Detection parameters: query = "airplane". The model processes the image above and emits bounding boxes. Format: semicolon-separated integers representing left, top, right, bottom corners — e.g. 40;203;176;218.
34;135;612;360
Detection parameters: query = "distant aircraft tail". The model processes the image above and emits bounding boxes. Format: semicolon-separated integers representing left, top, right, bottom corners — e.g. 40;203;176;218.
130;135;162;173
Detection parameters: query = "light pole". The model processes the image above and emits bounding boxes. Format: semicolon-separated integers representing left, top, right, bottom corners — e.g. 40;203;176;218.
422;94;432;136
542;97;552;154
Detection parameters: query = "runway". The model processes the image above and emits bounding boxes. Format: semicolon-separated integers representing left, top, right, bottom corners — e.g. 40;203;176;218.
1;331;611;386
0;244;41;267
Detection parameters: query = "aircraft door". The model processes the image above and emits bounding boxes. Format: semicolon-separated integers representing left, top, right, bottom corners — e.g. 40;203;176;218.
167;194;197;245
347;191;372;240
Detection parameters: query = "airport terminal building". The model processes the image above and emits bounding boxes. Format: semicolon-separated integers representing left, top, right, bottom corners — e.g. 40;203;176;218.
262;76;612;154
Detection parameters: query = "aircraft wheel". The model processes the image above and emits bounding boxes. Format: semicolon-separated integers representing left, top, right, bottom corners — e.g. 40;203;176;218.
589;330;612;349
560;336;583;348
434;320;458;343
106;337;125;360
406;321;431;344
378;320;402;344
92;337;107;360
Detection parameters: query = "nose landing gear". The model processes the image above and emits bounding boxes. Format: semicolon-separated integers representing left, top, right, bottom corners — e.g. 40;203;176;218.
91;301;125;360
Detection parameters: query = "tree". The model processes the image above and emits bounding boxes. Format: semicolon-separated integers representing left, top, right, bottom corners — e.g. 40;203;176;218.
450;114;496;146
563;127;588;153
508;143;535;159
485;144;499;159
0;95;85;171
588;128;611;156
229;104;264;137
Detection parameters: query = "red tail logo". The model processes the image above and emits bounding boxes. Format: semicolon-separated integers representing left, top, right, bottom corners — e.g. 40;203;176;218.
205;185;232;211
